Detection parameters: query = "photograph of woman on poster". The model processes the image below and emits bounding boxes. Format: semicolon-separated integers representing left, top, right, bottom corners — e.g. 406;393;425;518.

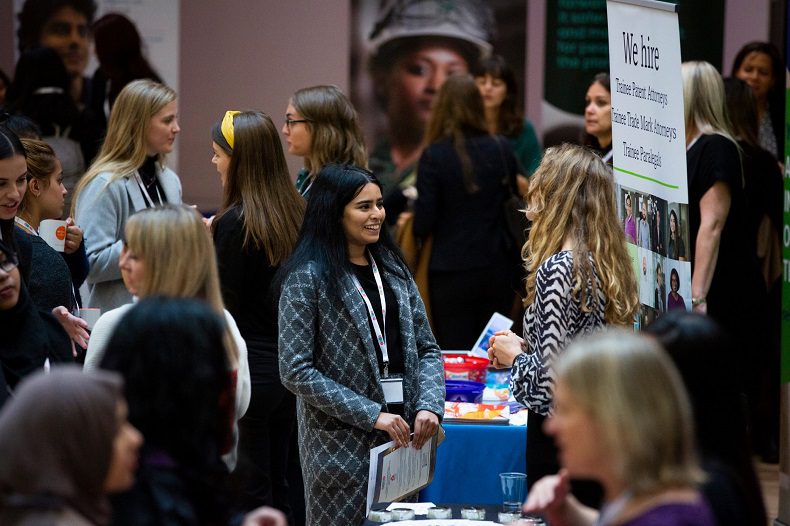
667;267;687;311
668;207;687;261
623;191;637;244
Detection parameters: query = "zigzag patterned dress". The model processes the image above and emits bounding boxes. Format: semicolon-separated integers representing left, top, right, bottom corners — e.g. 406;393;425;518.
509;250;606;495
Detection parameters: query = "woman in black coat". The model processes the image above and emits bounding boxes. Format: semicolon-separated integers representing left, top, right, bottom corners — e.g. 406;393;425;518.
413;75;520;349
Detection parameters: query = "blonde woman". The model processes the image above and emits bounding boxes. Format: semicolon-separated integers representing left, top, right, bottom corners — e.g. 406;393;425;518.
282;85;367;196
682;61;753;320
82;204;250;469
523;330;714;526
73;79;181;312
488;144;638;504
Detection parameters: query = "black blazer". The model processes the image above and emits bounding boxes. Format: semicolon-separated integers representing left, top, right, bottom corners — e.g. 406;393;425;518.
413;133;519;272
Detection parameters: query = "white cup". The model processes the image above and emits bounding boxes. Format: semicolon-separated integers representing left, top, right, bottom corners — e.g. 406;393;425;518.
39;219;68;252
77;308;101;330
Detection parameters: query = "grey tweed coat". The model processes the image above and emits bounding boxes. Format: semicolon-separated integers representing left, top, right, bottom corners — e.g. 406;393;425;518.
279;256;445;526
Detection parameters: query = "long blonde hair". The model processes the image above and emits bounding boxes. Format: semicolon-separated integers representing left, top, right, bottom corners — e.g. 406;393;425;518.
524;144;638;325
291;85;367;176
73;80;176;214
124;204;238;368
681;61;737;143
557;329;703;495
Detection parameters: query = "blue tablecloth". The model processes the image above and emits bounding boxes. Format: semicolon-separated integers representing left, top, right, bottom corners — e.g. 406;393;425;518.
419;422;527;504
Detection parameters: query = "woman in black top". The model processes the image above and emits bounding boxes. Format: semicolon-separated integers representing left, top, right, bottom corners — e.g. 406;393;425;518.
413;75;520;349
210;110;305;519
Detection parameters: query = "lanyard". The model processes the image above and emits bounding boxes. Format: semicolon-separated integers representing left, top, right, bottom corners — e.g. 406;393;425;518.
350;254;389;377
133;170;163;208
602;149;614;163
14;216;37;235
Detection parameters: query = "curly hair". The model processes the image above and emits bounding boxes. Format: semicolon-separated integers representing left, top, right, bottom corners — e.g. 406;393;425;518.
523;144;638;325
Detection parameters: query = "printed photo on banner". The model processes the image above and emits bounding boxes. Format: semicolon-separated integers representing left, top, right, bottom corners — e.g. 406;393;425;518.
349;0;527;193
664;259;691;312
667;202;689;261
637;247;655;308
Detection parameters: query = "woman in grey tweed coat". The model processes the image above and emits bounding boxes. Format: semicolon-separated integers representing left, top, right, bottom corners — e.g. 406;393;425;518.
277;164;445;525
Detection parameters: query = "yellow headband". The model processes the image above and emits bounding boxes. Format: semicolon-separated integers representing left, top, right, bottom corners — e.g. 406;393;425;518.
221;110;241;149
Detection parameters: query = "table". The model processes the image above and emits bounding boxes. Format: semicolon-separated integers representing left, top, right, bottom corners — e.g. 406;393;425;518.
419;422;527;504
362;504;507;525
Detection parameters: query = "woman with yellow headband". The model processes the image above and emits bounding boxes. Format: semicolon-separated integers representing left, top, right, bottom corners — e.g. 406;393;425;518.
211;110;305;520
73;80;181;312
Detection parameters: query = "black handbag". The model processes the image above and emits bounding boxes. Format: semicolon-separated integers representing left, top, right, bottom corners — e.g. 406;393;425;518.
495;136;528;252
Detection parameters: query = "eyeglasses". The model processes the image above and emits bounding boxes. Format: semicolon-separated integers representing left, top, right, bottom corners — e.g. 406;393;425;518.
0;252;18;273
285;118;310;130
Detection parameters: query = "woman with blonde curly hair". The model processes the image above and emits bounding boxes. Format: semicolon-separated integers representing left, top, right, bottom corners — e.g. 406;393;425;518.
73;79;181;312
282;85;367;196
488;143;638;505
82;204;250;470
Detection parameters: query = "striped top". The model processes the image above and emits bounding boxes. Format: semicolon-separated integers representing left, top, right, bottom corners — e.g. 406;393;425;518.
510;250;606;415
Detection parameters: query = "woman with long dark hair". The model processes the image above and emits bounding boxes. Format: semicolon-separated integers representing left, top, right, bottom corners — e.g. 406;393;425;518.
211;110;304;518
276;164;444;525
732;41;785;160
100;297;235;525
473;55;541;181
412;74;520;349
582;73;613;163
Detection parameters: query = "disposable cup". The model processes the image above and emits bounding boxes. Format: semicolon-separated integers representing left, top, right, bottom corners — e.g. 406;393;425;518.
499;472;527;512
39;219;68;252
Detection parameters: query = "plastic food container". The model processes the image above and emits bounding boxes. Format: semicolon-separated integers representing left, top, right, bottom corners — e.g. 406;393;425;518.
445;379;485;403
443;353;489;383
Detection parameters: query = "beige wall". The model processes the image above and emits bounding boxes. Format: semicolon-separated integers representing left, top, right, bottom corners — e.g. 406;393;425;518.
179;0;350;209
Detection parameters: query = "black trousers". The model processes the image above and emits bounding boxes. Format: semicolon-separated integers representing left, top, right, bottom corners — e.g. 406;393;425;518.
234;377;298;522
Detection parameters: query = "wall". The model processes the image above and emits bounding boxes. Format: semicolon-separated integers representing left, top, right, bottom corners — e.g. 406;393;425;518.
179;0;350;209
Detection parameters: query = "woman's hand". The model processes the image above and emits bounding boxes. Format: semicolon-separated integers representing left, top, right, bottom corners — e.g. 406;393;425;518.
523;470;597;526
375;412;411;449
63;218;83;254
412;410;439;450
52;306;89;351
243;506;287;526
523;470;570;515
488;330;524;369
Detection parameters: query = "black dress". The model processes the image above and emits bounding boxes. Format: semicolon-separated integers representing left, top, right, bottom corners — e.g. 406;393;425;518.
686;134;760;325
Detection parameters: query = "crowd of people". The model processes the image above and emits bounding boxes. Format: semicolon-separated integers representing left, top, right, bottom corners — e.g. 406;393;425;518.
0;0;783;525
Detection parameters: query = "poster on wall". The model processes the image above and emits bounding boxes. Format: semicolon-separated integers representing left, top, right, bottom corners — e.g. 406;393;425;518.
349;0;527;194
606;0;690;329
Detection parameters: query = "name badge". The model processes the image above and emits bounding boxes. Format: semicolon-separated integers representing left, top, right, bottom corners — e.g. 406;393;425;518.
381;377;404;404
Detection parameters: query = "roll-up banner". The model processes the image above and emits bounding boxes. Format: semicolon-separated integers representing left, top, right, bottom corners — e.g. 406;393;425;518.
606;0;690;328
